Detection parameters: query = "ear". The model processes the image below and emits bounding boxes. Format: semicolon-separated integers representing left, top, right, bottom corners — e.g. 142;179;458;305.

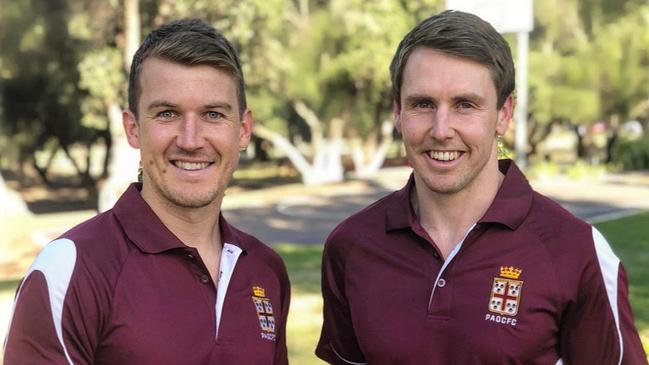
239;109;253;149
393;101;403;133
123;110;141;149
496;94;515;136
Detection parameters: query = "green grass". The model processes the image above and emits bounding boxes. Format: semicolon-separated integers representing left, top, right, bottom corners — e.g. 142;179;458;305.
274;244;326;364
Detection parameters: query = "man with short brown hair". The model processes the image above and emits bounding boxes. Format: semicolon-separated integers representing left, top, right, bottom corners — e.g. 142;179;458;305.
317;10;646;364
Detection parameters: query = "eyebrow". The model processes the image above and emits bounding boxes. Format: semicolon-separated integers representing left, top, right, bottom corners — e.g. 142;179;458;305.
146;100;176;111
146;100;233;113
204;102;233;112
402;92;487;105
452;93;486;104
403;94;434;105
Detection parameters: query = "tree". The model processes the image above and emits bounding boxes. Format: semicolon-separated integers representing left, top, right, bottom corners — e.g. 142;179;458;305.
232;0;442;184
96;0;141;211
525;0;649;162
0;0;118;203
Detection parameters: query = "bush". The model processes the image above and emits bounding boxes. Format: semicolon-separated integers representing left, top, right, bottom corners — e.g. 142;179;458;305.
611;134;649;171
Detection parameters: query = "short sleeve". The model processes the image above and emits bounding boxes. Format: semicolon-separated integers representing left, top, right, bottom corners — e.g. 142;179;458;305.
315;235;367;365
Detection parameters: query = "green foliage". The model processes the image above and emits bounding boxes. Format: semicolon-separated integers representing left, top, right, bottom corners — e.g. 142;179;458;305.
528;0;649;162
0;0;119;167
611;134;649;171
78;48;124;129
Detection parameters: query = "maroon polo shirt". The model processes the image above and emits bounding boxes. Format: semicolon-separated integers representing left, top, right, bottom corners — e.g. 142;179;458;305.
316;159;646;365
4;184;290;365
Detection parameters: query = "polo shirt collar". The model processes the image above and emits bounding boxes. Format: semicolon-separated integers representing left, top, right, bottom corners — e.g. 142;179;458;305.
385;159;533;232
113;183;248;254
385;174;416;231
478;159;533;230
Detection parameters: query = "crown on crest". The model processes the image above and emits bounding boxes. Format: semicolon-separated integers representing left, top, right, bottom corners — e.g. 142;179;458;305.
253;286;266;297
499;266;522;279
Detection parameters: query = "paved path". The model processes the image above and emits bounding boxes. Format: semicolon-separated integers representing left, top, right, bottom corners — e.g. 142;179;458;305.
223;167;649;245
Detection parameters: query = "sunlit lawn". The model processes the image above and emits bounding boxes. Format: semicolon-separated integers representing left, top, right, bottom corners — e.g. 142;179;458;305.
1;214;648;363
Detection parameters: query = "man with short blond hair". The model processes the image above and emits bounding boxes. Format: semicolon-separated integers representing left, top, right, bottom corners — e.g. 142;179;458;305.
5;19;290;364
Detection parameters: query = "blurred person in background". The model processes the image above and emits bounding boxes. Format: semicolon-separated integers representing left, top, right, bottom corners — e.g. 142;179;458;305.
4;18;290;364
316;10;647;365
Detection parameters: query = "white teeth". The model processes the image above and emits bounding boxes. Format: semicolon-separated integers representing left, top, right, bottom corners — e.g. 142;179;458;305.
173;161;210;170
430;151;459;161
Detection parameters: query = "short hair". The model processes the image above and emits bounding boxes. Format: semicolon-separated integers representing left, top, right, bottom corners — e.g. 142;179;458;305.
128;18;247;117
389;10;515;109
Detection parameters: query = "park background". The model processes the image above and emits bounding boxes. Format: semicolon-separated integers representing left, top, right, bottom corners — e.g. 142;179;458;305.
1;0;649;363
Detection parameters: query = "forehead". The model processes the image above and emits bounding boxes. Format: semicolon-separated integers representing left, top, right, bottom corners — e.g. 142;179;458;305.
401;48;497;100
137;57;238;106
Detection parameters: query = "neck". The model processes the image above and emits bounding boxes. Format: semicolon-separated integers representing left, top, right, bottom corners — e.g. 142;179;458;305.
142;190;224;251
413;158;503;257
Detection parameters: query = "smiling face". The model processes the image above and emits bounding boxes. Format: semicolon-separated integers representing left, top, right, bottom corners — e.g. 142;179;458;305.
395;48;513;196
123;57;252;210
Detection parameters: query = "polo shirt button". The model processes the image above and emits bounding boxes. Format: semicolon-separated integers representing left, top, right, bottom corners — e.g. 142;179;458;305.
200;274;210;284
437;278;446;288
187;253;195;260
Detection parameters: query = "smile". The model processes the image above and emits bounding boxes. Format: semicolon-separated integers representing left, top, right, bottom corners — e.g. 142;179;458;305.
172;161;211;170
428;151;460;161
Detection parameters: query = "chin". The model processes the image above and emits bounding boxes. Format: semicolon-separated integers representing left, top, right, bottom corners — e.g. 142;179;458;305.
163;187;222;209
170;196;215;208
419;173;468;195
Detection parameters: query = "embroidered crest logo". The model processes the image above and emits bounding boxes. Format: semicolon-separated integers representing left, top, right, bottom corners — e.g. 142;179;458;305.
252;286;276;341
488;266;523;316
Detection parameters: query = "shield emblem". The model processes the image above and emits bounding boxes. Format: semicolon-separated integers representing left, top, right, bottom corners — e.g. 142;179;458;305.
263;299;273;314
488;277;523;316
253;298;264;313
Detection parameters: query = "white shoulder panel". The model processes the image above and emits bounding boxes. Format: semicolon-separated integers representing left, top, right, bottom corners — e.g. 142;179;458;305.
9;238;77;365
591;227;623;365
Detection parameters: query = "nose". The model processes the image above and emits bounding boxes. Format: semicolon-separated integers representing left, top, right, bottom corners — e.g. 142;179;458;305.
176;115;203;151
429;106;455;141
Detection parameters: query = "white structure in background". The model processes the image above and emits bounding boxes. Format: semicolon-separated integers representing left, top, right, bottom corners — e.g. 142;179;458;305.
446;0;534;169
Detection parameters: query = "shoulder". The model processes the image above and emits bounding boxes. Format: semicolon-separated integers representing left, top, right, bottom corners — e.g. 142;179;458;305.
525;191;593;250
329;190;397;241
62;209;131;262
524;190;621;295
35;209;133;294
322;190;401;266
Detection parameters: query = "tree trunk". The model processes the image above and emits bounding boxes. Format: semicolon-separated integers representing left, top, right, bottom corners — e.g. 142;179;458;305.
605;114;621;164
350;120;394;178
253;124;344;185
0;173;27;248
98;102;139;212
97;0;140;212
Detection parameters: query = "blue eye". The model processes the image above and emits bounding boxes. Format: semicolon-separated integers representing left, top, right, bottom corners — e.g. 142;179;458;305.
415;101;433;109
158;110;176;119
206;111;224;120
